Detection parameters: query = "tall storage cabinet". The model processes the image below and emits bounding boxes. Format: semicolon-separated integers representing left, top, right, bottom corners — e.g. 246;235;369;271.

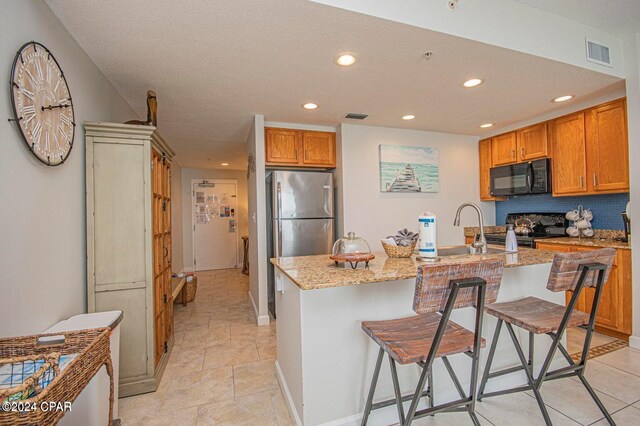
85;122;175;397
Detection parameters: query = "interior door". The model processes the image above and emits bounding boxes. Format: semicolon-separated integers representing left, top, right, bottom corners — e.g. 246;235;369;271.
193;180;238;271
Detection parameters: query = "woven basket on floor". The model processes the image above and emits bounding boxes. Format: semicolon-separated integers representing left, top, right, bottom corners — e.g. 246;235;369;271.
0;328;114;426
382;241;417;258
175;276;198;304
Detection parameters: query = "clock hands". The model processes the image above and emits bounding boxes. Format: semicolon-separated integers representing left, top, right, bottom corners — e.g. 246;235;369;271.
41;102;72;111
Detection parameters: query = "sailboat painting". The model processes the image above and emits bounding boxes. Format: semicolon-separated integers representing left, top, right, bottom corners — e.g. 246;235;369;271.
379;145;439;193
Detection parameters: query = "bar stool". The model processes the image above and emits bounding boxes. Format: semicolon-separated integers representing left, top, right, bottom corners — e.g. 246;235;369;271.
361;260;504;425
477;248;616;426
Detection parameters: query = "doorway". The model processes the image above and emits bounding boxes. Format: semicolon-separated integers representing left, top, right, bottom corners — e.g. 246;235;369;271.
192;179;238;271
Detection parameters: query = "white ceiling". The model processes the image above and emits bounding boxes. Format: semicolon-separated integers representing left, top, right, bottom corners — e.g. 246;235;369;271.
514;0;640;37
46;0;623;170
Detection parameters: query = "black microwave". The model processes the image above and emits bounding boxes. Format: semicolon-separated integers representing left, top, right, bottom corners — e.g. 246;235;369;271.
490;158;551;197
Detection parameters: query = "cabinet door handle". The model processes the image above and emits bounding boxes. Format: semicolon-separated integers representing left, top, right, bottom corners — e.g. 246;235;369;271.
521;147;525;158
579;175;583;188
511;149;515;159
593;174;597;187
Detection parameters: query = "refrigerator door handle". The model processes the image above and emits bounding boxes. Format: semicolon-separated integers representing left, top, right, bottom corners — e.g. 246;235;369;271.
276;181;283;218
276;220;283;258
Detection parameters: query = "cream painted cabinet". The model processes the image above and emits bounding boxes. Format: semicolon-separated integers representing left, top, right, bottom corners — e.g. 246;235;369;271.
86;122;175;397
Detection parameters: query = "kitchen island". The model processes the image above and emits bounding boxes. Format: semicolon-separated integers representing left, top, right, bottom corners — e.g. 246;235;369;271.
272;247;566;425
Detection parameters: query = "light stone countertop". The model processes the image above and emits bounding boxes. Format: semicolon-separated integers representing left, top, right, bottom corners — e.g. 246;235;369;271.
535;237;630;250
271;246;557;290
464;227;630;250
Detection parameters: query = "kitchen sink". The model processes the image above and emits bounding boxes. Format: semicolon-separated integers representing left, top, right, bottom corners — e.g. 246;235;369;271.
436;245;507;257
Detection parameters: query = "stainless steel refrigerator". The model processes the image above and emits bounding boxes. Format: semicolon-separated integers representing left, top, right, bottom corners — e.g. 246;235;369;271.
266;171;334;317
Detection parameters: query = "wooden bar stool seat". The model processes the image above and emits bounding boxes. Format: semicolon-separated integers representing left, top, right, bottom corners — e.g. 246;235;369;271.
485;296;590;334
361;260;504;426
477;248;616;426
362;313;486;365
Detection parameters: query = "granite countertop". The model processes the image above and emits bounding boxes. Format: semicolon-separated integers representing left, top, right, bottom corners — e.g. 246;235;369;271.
271;246;557;290
535;237;630;250
464;227;630;250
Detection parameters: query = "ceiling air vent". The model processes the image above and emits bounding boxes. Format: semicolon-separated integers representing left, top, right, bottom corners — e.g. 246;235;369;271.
344;113;368;120
586;39;612;67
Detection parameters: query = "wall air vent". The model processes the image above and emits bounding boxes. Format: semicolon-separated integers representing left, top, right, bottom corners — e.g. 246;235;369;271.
586;38;612;67
344;113;368;120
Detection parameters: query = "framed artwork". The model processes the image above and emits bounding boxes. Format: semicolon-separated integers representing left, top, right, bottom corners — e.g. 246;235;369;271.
379;145;439;193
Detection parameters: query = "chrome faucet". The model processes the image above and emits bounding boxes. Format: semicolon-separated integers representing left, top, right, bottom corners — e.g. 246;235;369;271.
454;203;487;254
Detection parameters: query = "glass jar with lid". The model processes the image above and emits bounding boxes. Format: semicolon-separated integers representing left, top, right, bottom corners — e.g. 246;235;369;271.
332;232;371;256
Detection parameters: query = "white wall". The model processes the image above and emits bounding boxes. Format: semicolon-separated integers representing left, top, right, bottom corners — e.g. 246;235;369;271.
246;115;269;325
180;167;248;270
171;162;184;273
0;0;137;337
623;33;640;348
339;124;494;248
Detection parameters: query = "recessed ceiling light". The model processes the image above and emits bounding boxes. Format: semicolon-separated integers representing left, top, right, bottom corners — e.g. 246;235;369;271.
480;123;494;128
221;163;229;166
335;53;357;66
463;78;483;88
553;95;574;103
303;103;318;110
402;115;415;120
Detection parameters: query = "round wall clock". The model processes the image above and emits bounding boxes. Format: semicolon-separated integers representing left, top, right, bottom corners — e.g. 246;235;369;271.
9;41;75;166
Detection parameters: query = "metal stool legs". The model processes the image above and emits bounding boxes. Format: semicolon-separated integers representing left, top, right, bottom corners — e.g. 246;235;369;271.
362;277;488;425
477;263;616;426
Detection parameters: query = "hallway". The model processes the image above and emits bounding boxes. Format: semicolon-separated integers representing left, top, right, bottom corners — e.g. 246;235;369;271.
118;269;291;425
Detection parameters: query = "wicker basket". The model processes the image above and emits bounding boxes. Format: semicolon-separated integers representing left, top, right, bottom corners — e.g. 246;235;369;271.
382;241;417;258
0;328;114;426
175;276;198;304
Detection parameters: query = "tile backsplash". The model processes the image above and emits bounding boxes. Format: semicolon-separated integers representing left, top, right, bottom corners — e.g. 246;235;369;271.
495;193;629;230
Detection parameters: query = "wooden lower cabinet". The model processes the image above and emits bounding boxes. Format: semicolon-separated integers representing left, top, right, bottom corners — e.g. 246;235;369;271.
86;122;176;397
536;242;632;339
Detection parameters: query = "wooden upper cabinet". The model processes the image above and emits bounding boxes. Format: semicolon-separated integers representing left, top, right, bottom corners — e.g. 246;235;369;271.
551;112;587;195
491;132;517;166
585;99;629;193
478;138;504;201
301;131;335;167
265;127;336;168
517;122;548;161
265;128;301;165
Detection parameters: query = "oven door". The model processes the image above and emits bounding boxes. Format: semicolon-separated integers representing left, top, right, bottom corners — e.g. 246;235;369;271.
490;162;532;196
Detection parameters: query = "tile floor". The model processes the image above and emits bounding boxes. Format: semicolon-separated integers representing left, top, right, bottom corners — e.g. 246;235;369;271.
118;269;291;426
119;269;640;425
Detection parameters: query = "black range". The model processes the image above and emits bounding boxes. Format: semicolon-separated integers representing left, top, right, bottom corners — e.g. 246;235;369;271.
484;212;568;248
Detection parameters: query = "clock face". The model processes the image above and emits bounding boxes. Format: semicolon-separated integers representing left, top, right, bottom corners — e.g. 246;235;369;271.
10;42;75;166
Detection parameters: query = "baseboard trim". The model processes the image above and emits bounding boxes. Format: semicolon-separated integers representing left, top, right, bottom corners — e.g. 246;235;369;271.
249;290;270;326
629;335;640;350
275;360;302;426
